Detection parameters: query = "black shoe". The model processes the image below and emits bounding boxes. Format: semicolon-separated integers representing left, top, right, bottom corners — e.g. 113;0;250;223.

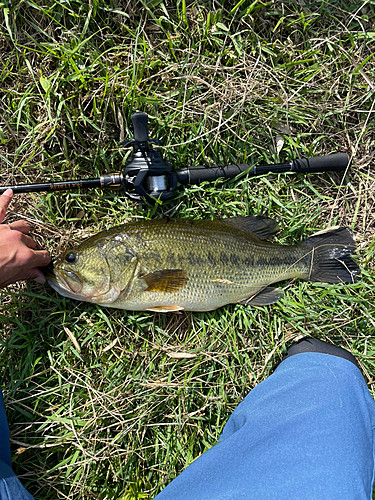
282;337;360;370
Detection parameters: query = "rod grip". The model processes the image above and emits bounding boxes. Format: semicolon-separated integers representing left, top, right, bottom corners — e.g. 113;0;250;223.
180;164;255;184
291;153;350;173
131;112;149;143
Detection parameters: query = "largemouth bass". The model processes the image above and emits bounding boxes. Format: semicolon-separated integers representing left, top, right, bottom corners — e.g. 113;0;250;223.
46;216;359;312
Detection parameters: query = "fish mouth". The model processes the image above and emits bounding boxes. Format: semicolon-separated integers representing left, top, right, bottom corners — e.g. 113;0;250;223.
44;264;122;304
44;264;86;300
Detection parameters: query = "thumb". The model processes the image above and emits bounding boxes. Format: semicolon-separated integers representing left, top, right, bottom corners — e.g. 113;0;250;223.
0;189;13;224
25;268;47;285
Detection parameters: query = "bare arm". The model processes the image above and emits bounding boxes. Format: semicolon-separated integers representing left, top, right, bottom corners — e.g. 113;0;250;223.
0;189;51;288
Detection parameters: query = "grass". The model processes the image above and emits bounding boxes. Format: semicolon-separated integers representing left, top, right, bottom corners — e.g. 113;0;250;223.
0;0;375;498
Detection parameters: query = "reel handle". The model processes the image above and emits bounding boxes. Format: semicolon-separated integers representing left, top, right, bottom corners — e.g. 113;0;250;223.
131;112;149;143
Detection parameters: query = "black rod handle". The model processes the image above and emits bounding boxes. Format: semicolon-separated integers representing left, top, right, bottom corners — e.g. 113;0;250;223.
177;164;256;184
291;153;350;173
177;153;350;185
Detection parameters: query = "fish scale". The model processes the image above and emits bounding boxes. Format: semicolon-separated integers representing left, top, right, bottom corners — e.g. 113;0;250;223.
122;224;307;311
46;216;360;312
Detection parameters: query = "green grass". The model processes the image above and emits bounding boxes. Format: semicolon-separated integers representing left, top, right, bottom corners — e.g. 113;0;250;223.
1;0;375;498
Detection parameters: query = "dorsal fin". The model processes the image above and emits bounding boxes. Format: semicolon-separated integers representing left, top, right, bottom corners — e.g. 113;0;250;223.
221;216;280;240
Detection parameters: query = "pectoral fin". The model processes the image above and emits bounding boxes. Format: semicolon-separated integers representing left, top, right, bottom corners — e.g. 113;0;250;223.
222;215;280;240
141;269;188;293
146;305;184;312
240;287;283;306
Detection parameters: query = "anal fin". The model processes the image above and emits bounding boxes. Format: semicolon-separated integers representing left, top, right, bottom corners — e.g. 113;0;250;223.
240;287;283;306
146;305;184;313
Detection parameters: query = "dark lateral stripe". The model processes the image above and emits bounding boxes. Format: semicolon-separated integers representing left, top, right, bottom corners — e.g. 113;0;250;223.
152;249;306;273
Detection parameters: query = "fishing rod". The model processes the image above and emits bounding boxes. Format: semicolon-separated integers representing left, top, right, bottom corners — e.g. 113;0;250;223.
0;112;350;203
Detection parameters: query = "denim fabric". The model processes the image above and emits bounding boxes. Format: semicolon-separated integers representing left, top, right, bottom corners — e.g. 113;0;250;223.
155;353;375;499
0;392;34;499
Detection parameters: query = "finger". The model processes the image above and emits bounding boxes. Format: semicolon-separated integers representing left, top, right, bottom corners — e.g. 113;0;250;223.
0;189;13;224
20;233;37;250
0;252;51;287
28;250;52;268
24;268;47;285
9;220;30;234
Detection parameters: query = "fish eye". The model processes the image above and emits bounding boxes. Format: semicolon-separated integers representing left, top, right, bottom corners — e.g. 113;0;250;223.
65;252;77;264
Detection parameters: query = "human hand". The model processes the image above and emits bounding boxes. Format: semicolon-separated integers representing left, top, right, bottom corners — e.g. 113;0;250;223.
0;189;51;288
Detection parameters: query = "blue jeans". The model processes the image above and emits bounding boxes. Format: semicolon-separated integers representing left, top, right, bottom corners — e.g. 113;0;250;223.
0;392;34;499
155;353;375;499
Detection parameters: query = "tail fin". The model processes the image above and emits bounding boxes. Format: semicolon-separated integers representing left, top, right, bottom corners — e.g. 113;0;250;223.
304;227;360;283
